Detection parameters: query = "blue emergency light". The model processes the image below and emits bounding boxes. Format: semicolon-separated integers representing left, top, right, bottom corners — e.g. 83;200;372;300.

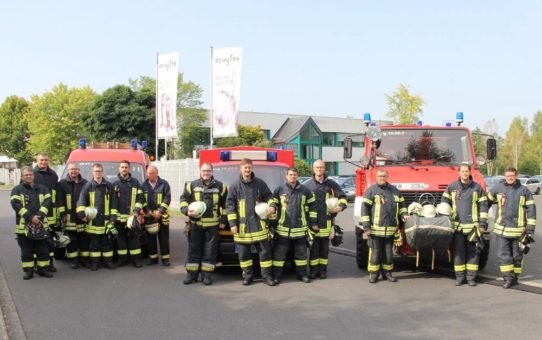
445;122;452;127
267;151;278;161
142;140;148;149
131;138;138;150
363;113;372;126
220;151;231;161
79;138;87;149
370;122;376;126
456;112;464;126
417;121;423;126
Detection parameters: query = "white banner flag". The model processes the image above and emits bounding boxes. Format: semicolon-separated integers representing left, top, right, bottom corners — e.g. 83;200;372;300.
156;52;179;139
212;47;243;138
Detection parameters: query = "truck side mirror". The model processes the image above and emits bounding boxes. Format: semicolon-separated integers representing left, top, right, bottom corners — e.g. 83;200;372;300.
486;138;497;160
343;137;353;159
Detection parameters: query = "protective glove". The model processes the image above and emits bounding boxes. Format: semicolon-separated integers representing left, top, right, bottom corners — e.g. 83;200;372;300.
393;229;403;247
106;223;118;237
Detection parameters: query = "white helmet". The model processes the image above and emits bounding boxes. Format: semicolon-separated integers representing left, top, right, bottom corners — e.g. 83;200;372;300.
54;233;71;248
407;202;423;215
421;204;437;218
145;222;160;235
188;201;207;218
85;207;98;220
326;198;339;211
255;202;270;219
436;202;452;216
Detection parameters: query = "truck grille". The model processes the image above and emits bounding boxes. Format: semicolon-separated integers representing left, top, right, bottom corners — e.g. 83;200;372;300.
401;191;443;206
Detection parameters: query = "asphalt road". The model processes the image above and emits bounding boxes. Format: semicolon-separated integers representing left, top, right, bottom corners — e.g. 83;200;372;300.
1;190;542;340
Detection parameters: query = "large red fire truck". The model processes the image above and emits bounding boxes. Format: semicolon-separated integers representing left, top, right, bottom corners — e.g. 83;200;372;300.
344;113;497;270
198;146;295;265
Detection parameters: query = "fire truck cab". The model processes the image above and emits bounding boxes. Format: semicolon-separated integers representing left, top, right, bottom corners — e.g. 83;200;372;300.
344;113;497;270
198;146;294;266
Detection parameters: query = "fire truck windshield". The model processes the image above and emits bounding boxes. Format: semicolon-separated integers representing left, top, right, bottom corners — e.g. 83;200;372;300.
376;129;473;165
62;162;146;183
212;164;288;191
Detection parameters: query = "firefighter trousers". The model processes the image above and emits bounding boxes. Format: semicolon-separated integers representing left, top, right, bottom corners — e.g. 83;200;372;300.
147;224;170;262
238;240;273;280
309;236;330;276
89;234;113;263
17;235;49;271
66;230;90;263
273;236;308;278
496;235;523;281
453;232;479;280
115;223;142;262
368;236;393;273
185;224;218;274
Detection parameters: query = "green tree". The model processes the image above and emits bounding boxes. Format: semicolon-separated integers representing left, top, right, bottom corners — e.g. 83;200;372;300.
27;84;96;163
0;96;33;165
215;125;272;147
83;84;155;152
522;111;542;175
501;116;529;171
294;158;312;176
385;83;425;124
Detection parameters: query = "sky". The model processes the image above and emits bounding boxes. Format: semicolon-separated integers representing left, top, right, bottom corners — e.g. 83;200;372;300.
1;0;541;136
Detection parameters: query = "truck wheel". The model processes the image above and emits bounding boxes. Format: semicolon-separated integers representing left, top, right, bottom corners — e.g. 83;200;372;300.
478;239;490;270
356;228;369;270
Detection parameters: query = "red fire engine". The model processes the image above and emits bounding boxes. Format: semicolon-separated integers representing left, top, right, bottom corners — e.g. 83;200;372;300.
344;113;497;270
199;146;294;265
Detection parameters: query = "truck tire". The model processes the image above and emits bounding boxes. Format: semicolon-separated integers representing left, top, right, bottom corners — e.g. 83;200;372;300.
478;239;490;270
356;228;369;270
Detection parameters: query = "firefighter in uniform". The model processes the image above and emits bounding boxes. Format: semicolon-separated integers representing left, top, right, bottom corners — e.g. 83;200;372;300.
271;167;318;284
57;162;89;269
141;165;172;266
226;158;276;286
113;160;145;267
180;162;227;285
76;163;118;271
10;166;53;279
360;169;408;283
442;164;488;287
33;152;59;272
488;167;537;289
303;160;347;279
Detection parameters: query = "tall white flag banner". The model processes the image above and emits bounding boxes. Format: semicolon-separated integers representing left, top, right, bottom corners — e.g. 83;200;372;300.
156;52;179;139
212;47;243;138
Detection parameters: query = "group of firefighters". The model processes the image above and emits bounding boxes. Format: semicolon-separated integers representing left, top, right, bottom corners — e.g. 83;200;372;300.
9;153;537;289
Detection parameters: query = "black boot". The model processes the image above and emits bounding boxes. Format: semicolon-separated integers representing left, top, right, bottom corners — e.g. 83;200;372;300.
23;269;34;280
80;258;90;268
242;270;253;286
133;257;143;268
90;260;99;271
37;267;53;278
70;259;80;269
369;273;378;284
263;277;276;286
147;258;158;266
116;256;128;267
202;272;213;286
382;271;397;282
162;259;171;267
297;275;310;283
309;266;318;280
183;272;198;285
104;260;116;270
455;277;466;286
48;260;57;273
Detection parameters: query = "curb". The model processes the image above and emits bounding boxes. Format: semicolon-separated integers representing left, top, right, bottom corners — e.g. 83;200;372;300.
0;260;26;340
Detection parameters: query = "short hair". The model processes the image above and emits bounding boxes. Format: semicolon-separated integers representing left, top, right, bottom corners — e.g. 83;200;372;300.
93;163;103;170
376;169;388;175
147;165;158;172
287;167;298;174
200;162;213;170
36;152;49;159
504;167;517;174
240;158;253;166
21;166;33;174
459;163;471;171
120;160;131;166
312;160;325;168
67;162;79;169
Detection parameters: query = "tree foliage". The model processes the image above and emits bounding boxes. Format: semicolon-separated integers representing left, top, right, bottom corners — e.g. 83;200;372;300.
0;96;33;164
501;116;529;171
82;84;155;151
294;158;312;176
385;83;425;124
27;84;96;163
215;125;272;148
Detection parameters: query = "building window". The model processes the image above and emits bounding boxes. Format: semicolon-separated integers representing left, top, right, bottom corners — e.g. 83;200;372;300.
323;133;335;146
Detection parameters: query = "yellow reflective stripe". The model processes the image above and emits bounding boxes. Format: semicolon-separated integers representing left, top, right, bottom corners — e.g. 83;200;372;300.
90;251;101;258
339;198;348;206
233;230;268;243
186;182;192;194
157;193;163;205
527;218;536;225
368;264;380;272
18;208;28;216
454;264;466;272
300;195;307;227
381;263;393;271
37;260;50;267
22;261;35;268
472;191;479;223
363;198;373;205
102;251;113;257
66;194;72;210
374;195;381;228
294;259;307;266
451;191;457;219
500;264;514;272
466;264;479;271
105;193;110;216
319;258;329;265
310;259;319;266
180;201;189;208
514;266;523;274
76;206;86;213
526;200;535;206
227;213;237;222
185;263;200;271
195;191;201;201
130;188;137;212
478;196;487;202
496;194;503;225
442;192;451;199
239;259;253;269
277;226;306;238
273;260;285;267
129;248;142;255
518;196;525;227
260;260;272;268
493;224;525;238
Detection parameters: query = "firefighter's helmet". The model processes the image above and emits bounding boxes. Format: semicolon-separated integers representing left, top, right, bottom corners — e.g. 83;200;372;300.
85;207;98;220
126;215;142;237
326;198;339;211
436;202;452;216
255;202;269;220
145;222;160;235
407;202;423;215
54;232;71;248
25;220;48;240
421;204;437;218
188;201;207;218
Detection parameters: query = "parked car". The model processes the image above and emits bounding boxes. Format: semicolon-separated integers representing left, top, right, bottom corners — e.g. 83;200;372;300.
485;175;504;193
329;176;356;202
299;176;311;184
519;177;542;195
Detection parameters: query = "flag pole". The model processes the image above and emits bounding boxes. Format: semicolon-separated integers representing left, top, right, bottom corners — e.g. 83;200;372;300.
155;52;159;160
209;46;214;149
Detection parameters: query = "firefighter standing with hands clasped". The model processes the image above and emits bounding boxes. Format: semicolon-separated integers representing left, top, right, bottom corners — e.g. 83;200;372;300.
360;169;408;283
